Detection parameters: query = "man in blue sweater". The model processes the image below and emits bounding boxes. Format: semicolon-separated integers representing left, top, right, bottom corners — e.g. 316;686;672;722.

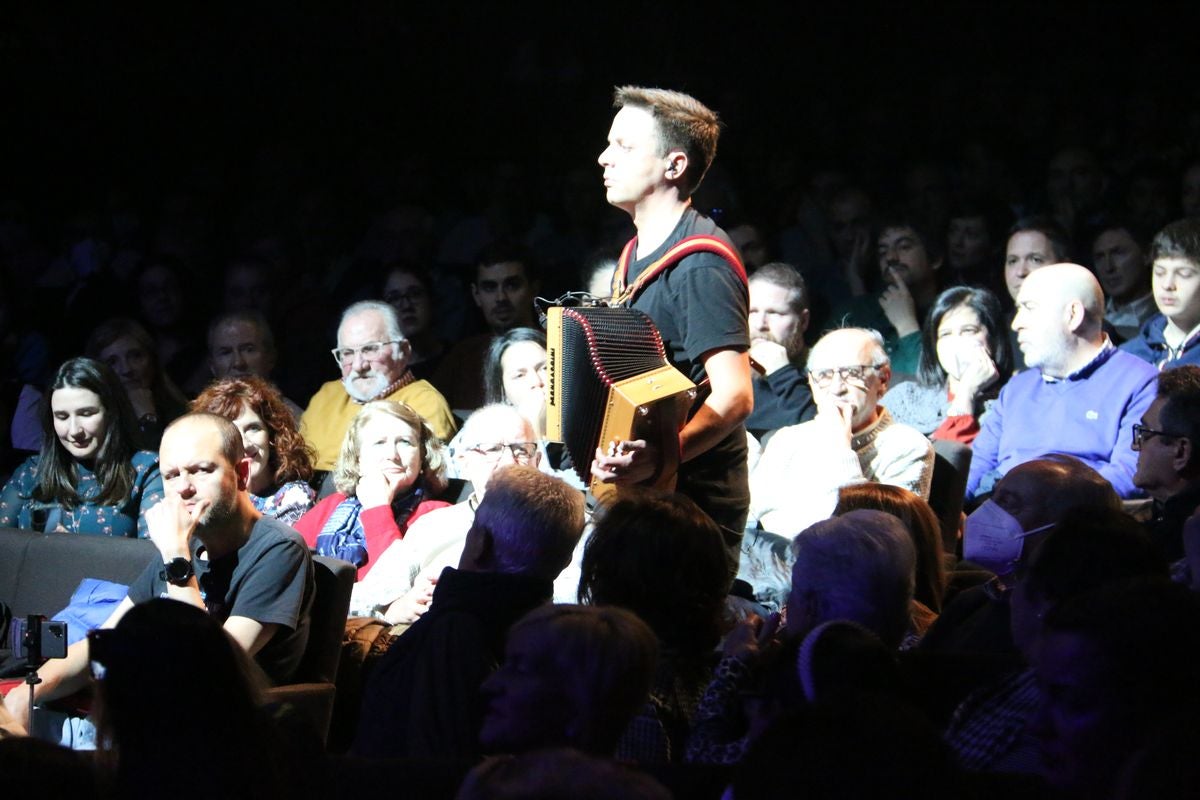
968;263;1157;500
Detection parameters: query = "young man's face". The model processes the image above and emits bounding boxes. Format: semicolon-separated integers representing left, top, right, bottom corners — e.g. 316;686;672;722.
748;280;807;361
471;262;535;333
1153;256;1200;333
877;225;938;290
1091;228;1147;304
598;105;671;213
1005;231;1056;302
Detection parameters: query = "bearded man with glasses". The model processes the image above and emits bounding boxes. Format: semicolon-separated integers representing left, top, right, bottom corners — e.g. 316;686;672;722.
748;327;933;538
300;300;456;472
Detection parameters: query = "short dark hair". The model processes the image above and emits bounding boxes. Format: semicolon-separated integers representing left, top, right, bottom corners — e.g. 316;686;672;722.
613;86;721;197
483;327;547;406
475;241;537;285
877;210;945;266
1149;217;1200;266
750;262;809;313
916;286;1014;389
1156;365;1200;470
34;358;142;507
1007;216;1073;263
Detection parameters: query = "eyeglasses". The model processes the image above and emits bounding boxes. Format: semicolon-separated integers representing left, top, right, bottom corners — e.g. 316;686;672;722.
1131;423;1184;450
331;340;400;367
808;364;879;387
468;442;539;463
384;288;427;306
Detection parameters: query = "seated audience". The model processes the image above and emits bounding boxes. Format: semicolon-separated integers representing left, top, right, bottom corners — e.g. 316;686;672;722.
190;376;317;526
828;213;945;376
834;483;946;643
922;455;1120;660
348;403;542;621
300;300;455;472
0;358;162;537
745;263;816;439
1001;218;1073;370
1033;578;1200;799
1090;218;1154;342
944;506;1165;775
203;311;303;417
1121;217;1200;368
352;465;585;759
943;198;1007;289
479;604;658;757
968;263;1157;500
86;317;188;447
295;400;448;579
578;489;730;762
4;413;315;730
882;286;1013;444
750;327;934;537
383;262;446;381
89;598;306;799
1131;365;1200;563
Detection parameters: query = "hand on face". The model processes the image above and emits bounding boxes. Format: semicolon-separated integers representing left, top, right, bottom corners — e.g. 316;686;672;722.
813;399;854;447
749;339;790;375
146;493;206;561
878;268;920;337
356;469;410;509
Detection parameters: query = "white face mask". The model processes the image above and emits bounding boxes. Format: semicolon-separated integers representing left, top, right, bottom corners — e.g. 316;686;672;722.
963;500;1053;576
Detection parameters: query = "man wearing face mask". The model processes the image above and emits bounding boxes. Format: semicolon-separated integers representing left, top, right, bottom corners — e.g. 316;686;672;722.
919;455;1120;659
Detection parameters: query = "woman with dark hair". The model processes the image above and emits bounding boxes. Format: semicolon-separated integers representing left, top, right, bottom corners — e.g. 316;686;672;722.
89;599;299;800
383;263;445;380
86;317;188;448
483;327;548;437
882;286;1013;444
0;358;162;537
294;400;449;580
190;377;316;525
578;489;730;762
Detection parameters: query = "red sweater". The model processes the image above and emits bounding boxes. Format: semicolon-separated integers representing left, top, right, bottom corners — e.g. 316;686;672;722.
294;492;451;580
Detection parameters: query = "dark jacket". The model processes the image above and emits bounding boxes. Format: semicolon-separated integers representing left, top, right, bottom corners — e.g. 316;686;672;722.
1121;314;1200;370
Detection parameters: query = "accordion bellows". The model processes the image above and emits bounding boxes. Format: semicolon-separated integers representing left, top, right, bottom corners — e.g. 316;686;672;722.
546;305;696;500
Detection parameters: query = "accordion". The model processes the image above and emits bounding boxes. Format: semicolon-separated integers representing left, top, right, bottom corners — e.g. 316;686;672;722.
545;305;696;501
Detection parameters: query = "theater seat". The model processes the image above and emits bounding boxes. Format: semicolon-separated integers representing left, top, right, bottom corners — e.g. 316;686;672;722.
928;440;972;559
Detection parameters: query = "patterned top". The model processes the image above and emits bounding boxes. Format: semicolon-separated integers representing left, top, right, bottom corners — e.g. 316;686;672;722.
0;451;163;538
250;480;316;527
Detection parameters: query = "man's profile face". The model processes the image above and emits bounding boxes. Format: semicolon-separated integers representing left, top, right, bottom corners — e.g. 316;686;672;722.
1132;397;1178;501
877;225;938;289
806;332;888;432
1011;272;1072;373
472;262;534;333
598;105;670;213
748;280;807;361
1091;228;1147;303
1005;231;1056;302
158;419;245;530
989;462;1052;533
210;320;274;379
337;310;408;402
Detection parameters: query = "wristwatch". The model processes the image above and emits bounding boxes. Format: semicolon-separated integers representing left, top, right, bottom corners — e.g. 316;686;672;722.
161;557;195;586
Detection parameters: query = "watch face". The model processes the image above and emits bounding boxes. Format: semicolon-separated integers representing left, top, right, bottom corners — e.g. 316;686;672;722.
164;557;193;583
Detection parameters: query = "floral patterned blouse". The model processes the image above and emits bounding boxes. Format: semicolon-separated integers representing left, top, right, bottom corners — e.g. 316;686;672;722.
250;480;316;527
0;451;163;538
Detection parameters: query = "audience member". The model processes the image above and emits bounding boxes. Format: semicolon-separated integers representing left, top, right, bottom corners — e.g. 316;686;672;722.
86;317;188;447
383;263;446;380
190;376;316;526
295;400;448;579
482;327;548;438
348;403;541;621
1090;219;1154;342
352;465;585;759
1121;216;1200;368
750;328;933;537
479;604;658;757
4;413;315;730
135;257;205;389
883;286;1012;444
1002;217;1072;370
968;263;1156;499
1131;365;1200;563
745;262;815;439
432;244;540;410
923;455;1120;660
943;199;1007;289
0;358;162;537
203;311;302;417
578;489;729;762
300;300;455;471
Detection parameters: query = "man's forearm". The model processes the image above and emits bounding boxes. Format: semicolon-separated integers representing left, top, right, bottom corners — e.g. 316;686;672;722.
681;397;751;463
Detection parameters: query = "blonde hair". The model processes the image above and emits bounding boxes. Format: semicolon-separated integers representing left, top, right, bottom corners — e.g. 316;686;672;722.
333;400;447;496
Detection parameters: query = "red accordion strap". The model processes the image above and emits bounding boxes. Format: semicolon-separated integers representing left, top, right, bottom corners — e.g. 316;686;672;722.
610;234;747;306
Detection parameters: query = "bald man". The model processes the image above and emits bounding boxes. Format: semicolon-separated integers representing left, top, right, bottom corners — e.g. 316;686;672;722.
967;264;1158;499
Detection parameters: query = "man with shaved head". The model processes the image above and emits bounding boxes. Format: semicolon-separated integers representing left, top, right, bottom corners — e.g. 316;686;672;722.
967;263;1157;499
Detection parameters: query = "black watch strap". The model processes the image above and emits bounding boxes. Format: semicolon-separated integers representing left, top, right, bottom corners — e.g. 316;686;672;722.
161;557;195;586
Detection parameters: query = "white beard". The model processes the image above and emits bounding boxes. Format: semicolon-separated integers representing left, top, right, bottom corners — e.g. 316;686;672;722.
343;370;389;402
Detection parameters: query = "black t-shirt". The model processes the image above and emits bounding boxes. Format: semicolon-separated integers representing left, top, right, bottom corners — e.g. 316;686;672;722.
128;515;315;684
625;208;750;533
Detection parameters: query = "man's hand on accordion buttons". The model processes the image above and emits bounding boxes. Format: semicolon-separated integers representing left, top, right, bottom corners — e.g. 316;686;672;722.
591;439;659;485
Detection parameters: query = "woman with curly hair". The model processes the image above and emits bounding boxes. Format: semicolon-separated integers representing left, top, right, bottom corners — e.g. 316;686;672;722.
294;400;449;580
190;376;316;525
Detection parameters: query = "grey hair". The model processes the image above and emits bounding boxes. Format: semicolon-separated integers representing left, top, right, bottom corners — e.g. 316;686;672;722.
338;300;406;345
790;509;916;649
475;465;585;580
810;327;890;369
455;403;531;452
